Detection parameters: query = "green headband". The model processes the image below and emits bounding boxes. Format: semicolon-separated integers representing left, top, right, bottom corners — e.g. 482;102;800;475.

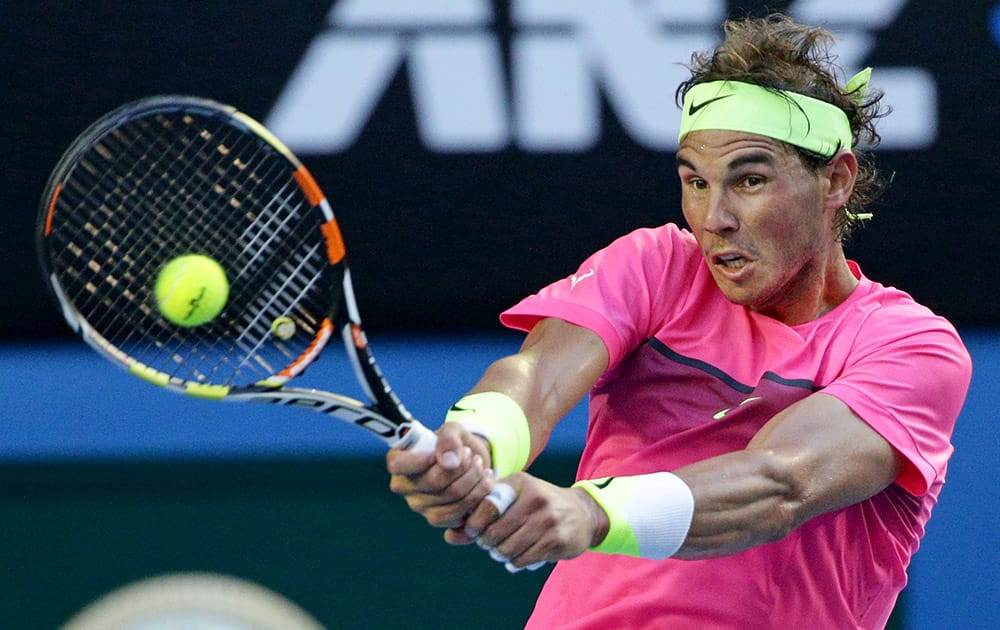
678;68;871;158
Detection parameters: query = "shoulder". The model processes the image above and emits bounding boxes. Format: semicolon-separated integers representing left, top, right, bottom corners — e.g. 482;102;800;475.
820;268;972;496
608;223;698;254
847;272;967;356
597;223;702;279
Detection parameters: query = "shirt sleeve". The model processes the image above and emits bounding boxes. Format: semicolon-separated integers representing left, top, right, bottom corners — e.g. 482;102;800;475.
500;225;695;370
820;306;972;496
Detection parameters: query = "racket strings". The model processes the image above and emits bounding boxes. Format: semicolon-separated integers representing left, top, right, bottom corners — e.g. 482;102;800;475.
68;116;253;374
165;119;330;382
141;121;312;382
226;188;332;377
47;106;340;388
153;117;336;384
56;114;228;321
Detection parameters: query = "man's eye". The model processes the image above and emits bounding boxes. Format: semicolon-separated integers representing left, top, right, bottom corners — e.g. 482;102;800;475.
743;175;765;187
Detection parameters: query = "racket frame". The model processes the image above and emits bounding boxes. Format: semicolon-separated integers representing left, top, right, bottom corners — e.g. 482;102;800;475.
36;95;435;451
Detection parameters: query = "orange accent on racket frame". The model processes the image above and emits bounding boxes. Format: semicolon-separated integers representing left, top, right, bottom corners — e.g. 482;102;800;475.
320;220;347;264
293;166;325;206
276;317;335;381
44;183;62;237
350;323;368;350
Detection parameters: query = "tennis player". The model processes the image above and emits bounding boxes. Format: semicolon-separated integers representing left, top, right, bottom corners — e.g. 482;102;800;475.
387;14;972;629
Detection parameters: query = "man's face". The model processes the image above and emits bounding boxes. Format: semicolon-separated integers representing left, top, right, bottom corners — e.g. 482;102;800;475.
676;130;837;324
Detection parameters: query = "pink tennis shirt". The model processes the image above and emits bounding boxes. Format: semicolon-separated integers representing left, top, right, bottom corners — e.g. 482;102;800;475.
501;224;972;629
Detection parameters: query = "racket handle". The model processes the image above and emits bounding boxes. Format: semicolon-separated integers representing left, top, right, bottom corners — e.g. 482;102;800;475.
400;420;438;453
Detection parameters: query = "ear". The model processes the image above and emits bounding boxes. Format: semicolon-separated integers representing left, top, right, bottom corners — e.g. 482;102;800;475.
823;151;858;211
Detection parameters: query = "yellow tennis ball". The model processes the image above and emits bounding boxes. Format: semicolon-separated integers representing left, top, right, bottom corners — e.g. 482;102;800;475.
270;316;296;340
154;254;229;327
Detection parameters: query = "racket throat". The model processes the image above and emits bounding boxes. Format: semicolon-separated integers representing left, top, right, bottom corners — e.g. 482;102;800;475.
231;388;408;444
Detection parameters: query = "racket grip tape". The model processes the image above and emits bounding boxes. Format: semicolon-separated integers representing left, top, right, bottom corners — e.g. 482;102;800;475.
483;482;547;573
400;420;438;453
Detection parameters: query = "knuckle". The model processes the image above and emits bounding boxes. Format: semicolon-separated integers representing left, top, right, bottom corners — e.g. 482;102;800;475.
525;492;552;514
437;423;466;445
506;471;529;485
538;513;558;530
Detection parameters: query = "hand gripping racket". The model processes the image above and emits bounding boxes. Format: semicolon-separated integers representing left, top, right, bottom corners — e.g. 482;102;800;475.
36;95;438;453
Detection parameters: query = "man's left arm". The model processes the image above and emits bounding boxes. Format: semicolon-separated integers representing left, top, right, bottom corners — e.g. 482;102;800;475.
669;392;900;559
469;391;900;567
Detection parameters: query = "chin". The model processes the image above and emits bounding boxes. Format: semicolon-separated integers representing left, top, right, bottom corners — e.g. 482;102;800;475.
710;276;755;305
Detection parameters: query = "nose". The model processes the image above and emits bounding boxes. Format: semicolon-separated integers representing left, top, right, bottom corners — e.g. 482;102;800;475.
703;190;739;235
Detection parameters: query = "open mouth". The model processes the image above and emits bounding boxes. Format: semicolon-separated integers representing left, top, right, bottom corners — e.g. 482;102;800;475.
714;253;749;270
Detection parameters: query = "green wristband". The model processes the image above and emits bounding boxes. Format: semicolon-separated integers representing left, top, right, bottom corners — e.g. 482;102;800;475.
574;472;694;559
445;392;531;477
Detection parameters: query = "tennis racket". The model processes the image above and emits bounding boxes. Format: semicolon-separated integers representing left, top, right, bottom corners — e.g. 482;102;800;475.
36;95;438;453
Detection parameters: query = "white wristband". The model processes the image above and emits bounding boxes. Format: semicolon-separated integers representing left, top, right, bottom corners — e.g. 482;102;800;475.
574;472;694;559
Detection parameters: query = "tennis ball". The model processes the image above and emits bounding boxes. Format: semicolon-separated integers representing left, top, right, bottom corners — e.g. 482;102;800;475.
154;254;229;327
271;316;296;340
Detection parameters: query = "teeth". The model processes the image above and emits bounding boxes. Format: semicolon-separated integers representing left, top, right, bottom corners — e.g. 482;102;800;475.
719;256;744;269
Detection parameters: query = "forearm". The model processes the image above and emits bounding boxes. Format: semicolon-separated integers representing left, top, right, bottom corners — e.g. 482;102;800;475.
572;450;811;561
578;394;900;561
464;448;824;568
389;319;606;542
674;395;900;558
465;354;562;463
463;318;608;465
670;450;807;559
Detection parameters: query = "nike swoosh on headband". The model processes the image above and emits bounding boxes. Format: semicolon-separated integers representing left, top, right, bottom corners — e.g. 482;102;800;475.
687;94;734;115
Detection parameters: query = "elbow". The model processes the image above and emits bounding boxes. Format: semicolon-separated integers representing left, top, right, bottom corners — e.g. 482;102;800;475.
756;450;814;539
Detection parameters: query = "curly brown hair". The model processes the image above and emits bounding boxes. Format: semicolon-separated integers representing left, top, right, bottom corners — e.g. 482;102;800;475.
676;14;890;241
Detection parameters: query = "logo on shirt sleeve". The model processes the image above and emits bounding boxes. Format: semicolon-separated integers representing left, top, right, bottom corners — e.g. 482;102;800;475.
570;268;596;290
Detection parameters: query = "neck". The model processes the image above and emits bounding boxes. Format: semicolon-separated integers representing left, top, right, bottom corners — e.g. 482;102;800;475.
759;248;858;326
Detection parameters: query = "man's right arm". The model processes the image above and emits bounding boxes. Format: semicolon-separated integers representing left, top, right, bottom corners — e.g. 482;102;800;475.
469;317;609;464
385;317;608;532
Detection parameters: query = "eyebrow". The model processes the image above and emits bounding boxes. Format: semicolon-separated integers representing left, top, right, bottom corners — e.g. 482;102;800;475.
675;151;776;173
726;152;775;171
675;156;696;171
